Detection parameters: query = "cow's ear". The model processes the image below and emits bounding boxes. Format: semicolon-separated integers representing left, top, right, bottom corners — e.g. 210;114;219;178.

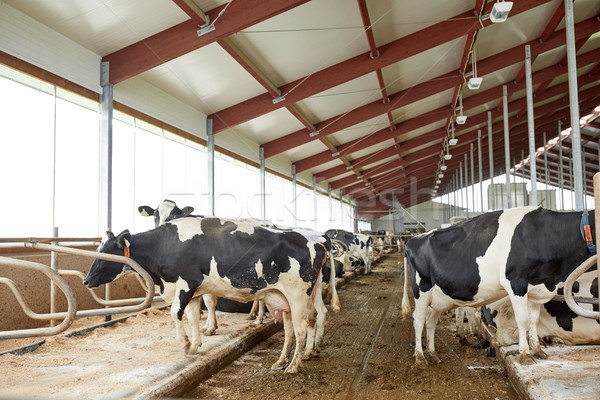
181;206;194;217
115;230;132;249
138;205;154;217
105;231;115;240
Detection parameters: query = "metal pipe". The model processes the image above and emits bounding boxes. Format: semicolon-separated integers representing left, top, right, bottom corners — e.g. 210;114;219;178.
478;130;483;213
488;112;494;210
459;162;464;216
259;147;266;220
470;143;475;214
559;120;564;210
292;165;297;227
563;255;599;320
503;85;511;208
328;184;332;229
207;119;215;215
50;227;58;327
99;61;113;233
521;150;527;206
525;45;538;206
464;154;469;218
312;176;318;230
0;256;77;339
565;0;584;210
544;132;549;208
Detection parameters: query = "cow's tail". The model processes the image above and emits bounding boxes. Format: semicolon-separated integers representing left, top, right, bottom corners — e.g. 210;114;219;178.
329;250;341;313
401;255;411;321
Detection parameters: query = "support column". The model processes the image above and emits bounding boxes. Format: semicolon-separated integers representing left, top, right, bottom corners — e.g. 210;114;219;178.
503;85;511;208
525;45;538;206
464;154;469;218
565;0;584;210
470;143;475;214
99;61;113;233
328;183;332;229
339;190;344;228
292;165;297;227
543;132;549;208
477;130;483;212
207;120;215;215
521;150;527;206
259;147;266;220
312;176;318;230
559;121;564;210
487;112;494;210
459;162;464;216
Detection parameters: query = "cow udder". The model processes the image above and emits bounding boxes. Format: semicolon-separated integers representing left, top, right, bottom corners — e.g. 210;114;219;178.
262;290;290;323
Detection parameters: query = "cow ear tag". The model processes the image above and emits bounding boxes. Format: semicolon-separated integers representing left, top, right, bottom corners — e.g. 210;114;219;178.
140;210;150;217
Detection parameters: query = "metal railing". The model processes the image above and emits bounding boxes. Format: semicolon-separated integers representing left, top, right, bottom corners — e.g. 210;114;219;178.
562;172;600;320
0;240;157;339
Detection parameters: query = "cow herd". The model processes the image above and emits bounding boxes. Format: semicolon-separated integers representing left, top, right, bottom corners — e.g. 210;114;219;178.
83;202;599;374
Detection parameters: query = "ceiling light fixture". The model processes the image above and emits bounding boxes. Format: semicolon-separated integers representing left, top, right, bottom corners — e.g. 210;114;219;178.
444;143;452;160
490;1;513;23
467;45;482;90
455;91;467;125
438;173;444;178
448;121;458;146
440;165;448;171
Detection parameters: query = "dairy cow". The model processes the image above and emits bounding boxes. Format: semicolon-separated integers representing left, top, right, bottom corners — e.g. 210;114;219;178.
481;267;600;346
324;229;372;274
84;216;339;373
402;207;596;366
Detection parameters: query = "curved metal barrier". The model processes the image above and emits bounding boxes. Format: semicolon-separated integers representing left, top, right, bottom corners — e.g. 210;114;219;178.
0;256;77;339
0;242;156;339
563;255;600;320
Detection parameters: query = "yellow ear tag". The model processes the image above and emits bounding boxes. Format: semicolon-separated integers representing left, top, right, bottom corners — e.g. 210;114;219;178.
140;210;150;217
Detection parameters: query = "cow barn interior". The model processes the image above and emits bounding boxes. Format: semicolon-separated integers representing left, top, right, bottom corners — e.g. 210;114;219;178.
2;0;600;398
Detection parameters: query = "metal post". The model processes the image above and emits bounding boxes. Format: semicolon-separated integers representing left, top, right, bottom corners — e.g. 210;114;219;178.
464;154;469;218
525;45;538;206
470;143;475;214
339;190;344;228
100;62;113;322
478;130;483;213
521;150;527;206
312;176;318;230
328;183;332;229
488;112;494;210
207;119;215;215
583;150;588;209
544;132;549;208
569;158;574;208
460;162;464;216
49;226;58;327
292;165;298;227
565;0;584;210
353;201;359;233
559;121;564;210
259;147;266;221
502;85;511;208
99;61;113;232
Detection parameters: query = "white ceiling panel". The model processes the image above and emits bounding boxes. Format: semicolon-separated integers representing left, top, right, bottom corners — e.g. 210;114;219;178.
224;107;305;145
382;37;465;95
349;140;394;161
296;73;382;123
3;0;189;56
328;116;390;147
232;0;369;86
139;43;267;114
282;139;331;163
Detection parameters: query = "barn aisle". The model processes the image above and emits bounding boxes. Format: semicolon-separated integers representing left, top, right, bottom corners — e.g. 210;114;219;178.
185;253;518;400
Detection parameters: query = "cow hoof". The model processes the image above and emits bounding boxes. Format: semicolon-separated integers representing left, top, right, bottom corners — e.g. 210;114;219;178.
519;353;536;365
533;349;548;360
429;353;442;364
271;362;286;371
187;347;200;356
483;347;496;358
253;319;263;325
415;354;428;369
284;365;299;374
204;328;216;336
458;337;471;346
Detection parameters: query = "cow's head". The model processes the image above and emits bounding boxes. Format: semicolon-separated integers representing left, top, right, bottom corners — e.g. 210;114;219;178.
138;199;194;227
83;230;132;288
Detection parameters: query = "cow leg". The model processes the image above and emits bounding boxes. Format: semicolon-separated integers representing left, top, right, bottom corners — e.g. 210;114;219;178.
248;300;259;320
425;307;442;364
285;304;312;374
455;307;470;345
255;300;266;324
303;287;327;359
202;293;218;335
412;292;431;367
507;295;534;363
184;298;202;355
271;311;294;371
527;301;548;360
170;282;197;355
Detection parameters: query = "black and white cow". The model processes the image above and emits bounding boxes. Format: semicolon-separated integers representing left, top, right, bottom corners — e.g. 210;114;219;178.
324;229;373;274
138;200;220;341
401;207;596;366
481;267;600;346
84;216;339;373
